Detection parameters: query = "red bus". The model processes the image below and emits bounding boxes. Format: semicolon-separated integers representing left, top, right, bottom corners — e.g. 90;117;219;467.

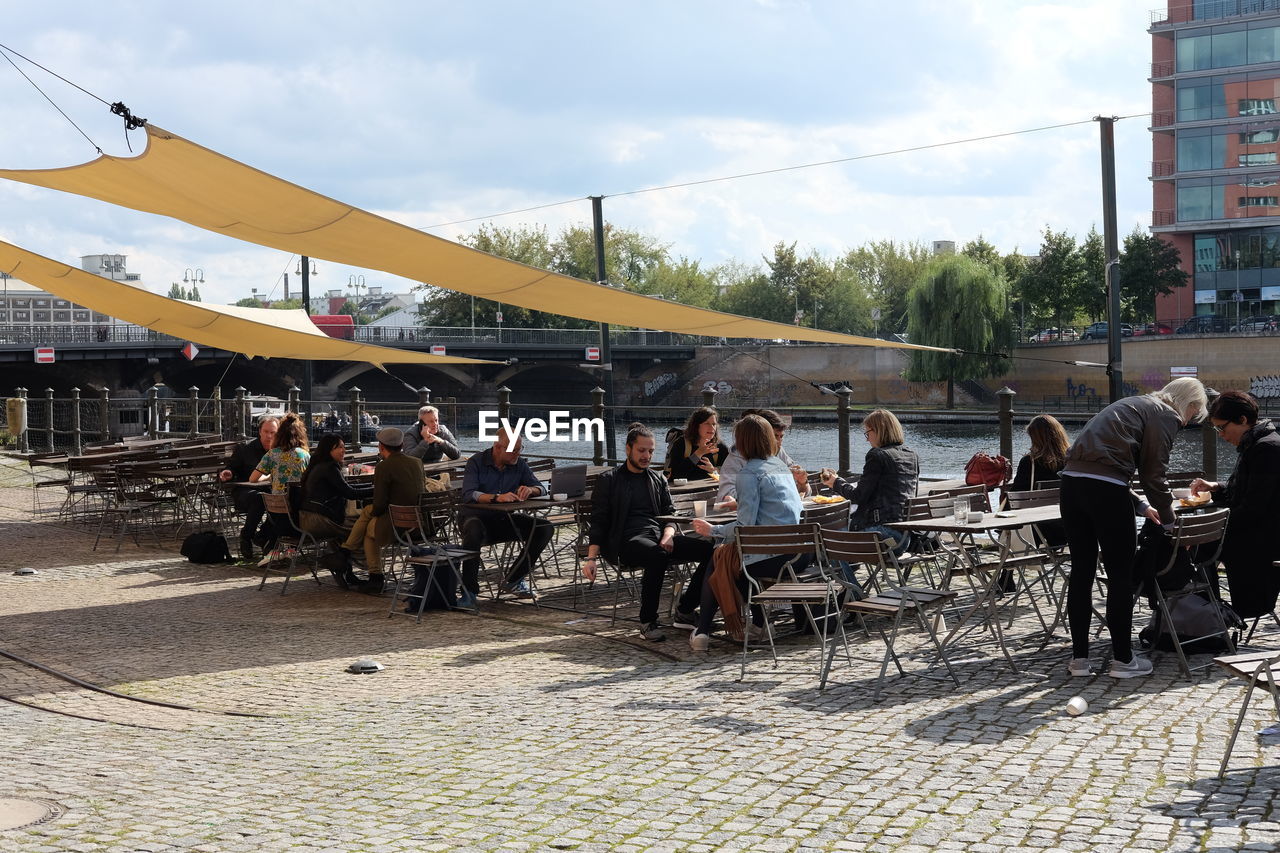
311;314;355;340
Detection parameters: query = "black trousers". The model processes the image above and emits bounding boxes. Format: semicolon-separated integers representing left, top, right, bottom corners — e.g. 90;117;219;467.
460;511;554;593
697;553;791;633
232;487;272;546
617;533;712;625
1061;475;1139;661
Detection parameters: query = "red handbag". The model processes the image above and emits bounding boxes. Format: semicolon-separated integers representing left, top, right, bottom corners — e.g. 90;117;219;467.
965;452;1012;489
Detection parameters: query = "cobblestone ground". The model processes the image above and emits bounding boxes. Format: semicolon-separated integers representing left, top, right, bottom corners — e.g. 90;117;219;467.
1;458;1278;851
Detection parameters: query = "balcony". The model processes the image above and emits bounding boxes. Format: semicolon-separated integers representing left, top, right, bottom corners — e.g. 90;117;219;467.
1152;0;1280;28
1151;60;1175;79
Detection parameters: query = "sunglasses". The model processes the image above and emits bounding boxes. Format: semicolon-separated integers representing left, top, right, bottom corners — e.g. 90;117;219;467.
1212;422;1229;434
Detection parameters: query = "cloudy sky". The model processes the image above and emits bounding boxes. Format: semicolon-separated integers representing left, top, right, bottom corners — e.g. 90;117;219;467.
0;0;1156;307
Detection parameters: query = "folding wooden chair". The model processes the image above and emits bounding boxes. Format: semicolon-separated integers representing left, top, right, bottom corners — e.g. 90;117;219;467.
1215;648;1280;778
734;523;845;689
257;492;323;596
1148;507;1235;677
822;529;960;701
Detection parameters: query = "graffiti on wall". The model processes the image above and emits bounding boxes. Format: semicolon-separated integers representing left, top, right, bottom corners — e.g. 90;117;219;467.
1251;375;1280;398
644;372;677;398
1066;377;1140;399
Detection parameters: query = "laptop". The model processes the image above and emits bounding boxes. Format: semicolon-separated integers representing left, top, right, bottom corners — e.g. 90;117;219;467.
548;463;588;498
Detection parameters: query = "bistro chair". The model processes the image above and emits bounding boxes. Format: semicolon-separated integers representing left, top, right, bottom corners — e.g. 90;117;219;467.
257;492;323;596
1214;648;1280;778
387;504;474;622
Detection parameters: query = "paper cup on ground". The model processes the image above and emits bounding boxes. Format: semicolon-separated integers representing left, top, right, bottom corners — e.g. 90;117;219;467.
693;500;707;518
1066;696;1088;716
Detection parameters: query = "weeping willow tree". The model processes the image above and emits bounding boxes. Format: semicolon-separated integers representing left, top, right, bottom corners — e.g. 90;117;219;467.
905;254;1011;408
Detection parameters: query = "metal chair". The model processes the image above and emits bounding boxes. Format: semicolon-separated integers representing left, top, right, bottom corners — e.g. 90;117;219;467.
1214;648;1280;778
822;529;960;701
1147;507;1235;677
257;492;323;596
387;504;474;621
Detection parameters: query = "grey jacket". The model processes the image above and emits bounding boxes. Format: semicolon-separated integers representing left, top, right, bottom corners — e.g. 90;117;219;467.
1063;394;1182;522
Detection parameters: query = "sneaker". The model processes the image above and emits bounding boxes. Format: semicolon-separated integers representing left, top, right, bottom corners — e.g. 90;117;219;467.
639;621;667;642
455;589;478;612
358;574;386;595
747;622;770;642
1068;658;1094;677
501;580;535;600
672;610;698;630
689;632;711;651
1109;654;1154;678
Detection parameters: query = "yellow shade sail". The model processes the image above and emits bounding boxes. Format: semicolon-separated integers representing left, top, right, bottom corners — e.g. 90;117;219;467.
0;125;951;353
0;241;499;368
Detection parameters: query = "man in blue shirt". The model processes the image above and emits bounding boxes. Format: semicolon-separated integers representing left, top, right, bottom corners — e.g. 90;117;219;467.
459;429;553;606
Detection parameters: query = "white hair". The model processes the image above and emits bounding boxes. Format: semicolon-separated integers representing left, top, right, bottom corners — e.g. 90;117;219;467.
418;405;439;417
1151;377;1208;424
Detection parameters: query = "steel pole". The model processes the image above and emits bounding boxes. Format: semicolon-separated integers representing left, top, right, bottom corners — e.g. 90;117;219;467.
301;256;314;430
591;196;617;463
1098;116;1123;402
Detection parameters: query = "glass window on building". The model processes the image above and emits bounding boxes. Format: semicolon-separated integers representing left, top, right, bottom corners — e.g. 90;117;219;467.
1195;234;1224;271
1179;24;1278;71
13;299;30;309
0;312;8;322
52;310;70;323
73;310;89;322
1250;21;1280;64
14;310;29;321
1179;181;1219;221
33;311;50;322
1178;79;1221;121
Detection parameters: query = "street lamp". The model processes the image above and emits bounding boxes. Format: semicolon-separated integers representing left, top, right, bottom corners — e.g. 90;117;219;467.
182;268;204;284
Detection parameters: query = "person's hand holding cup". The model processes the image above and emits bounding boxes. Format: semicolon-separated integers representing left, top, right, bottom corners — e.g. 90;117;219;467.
819;467;837;488
690;517;712;537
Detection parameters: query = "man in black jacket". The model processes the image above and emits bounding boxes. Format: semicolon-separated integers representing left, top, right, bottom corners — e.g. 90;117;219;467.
583;424;711;641
218;416;279;561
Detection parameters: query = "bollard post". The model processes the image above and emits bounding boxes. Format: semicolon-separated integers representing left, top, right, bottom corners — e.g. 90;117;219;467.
702;386;718;409
591;386;605;466
147;385;160;437
234;386;248;440
212;386;223;438
349;386;362;447
997;386;1017;462
497;386;511;424
288;386;300;415
418;387;432;407
836;387;852;477
1202;387;1219;481
45;388;55;451
98;387;110;443
70;387;82;455
15;387;29;453
188;386;200;439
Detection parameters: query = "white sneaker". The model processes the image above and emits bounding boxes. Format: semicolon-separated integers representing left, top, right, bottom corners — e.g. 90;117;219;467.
257;549;279;567
1109;654;1154;678
1068;658;1093;677
689;632;711;651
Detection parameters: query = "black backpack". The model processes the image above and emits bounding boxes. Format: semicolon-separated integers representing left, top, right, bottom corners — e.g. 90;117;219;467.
180;531;234;564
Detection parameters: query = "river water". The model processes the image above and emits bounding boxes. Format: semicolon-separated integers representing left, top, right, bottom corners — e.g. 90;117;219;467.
502;421;1235;481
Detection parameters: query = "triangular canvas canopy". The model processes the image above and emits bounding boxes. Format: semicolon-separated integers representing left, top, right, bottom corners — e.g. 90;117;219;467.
0;241;498;368
0;125;951;353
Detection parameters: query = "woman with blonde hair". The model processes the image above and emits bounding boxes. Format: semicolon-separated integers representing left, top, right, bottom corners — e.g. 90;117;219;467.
1061;377;1208;679
820;408;918;553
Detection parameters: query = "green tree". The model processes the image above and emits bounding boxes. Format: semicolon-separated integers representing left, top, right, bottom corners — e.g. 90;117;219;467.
234;297;265;308
961;235;1001;270
841;240;932;333
1021;228;1084;334
337;299;370;325
188;286;201;302
167;282;190;300
1119;228;1189;323
1077;227;1107;321
905;255;1010;407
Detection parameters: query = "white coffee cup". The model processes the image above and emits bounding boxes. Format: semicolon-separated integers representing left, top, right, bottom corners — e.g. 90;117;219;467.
1066;696;1088;716
553;492;568;502
673;478;688;486
693;500;707;518
1172;487;1191;500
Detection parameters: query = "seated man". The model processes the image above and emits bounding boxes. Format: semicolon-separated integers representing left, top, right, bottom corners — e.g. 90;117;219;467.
583;423;712;641
217;415;278;560
458;429;553;606
715;408;809;507
403;405;462;464
340;427;424;593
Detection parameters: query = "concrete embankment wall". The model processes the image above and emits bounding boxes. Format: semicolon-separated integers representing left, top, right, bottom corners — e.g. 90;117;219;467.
641;335;1277;409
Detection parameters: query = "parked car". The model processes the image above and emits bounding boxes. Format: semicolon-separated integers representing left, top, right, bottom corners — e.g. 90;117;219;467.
1231;314;1279;333
1031;327;1080;343
1132;322;1174;336
1081;321;1134;340
1175;315;1231;334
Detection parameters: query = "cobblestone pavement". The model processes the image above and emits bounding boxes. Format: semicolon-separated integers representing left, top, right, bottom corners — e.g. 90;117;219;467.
1;459;1278;852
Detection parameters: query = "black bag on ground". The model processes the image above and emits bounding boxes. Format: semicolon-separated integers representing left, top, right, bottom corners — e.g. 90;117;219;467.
407;547;459;610
1139;588;1243;654
180;531;233;564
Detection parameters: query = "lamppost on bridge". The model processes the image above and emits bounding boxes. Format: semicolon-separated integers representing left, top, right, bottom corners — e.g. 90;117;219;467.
182;268;204;300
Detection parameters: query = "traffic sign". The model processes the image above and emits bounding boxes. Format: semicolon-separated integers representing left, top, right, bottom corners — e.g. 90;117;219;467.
180;342;200;361
585;345;600;362
33;346;55;364
430;344;446;356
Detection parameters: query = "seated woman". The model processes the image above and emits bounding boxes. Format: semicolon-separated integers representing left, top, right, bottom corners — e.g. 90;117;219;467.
250;412;311;495
687;414;804;650
1190;390;1280;619
298;434;362;541
664;406;729;483
820;408;918;554
1003;414;1069;548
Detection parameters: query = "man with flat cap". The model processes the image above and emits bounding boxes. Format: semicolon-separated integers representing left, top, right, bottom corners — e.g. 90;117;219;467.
340;426;424;593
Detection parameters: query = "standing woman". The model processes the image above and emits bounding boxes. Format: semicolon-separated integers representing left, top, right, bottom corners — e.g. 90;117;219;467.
664;407;729;483
1190;390;1280;618
820;409;919;553
1061;377;1207;679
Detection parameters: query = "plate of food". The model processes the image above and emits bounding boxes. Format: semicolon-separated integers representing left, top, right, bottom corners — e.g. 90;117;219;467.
1179;491;1212;507
808;494;847;505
